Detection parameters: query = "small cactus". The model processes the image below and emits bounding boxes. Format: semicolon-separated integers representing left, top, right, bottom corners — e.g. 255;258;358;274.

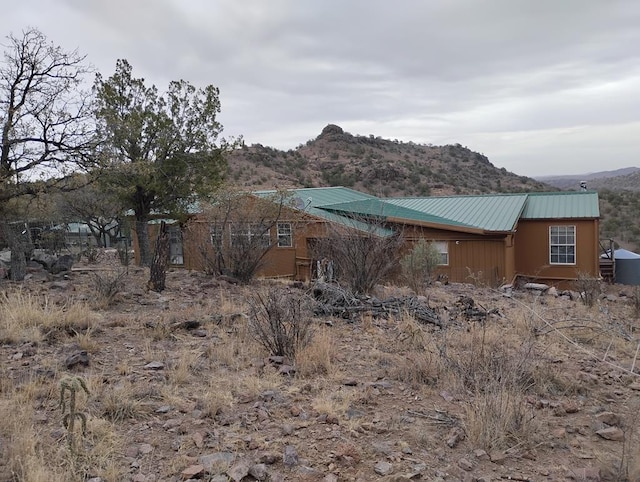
59;376;90;450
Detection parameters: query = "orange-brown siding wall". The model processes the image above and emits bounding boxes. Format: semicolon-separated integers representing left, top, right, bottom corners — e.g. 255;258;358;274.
133;216;600;288
513;219;599;286
402;226;509;286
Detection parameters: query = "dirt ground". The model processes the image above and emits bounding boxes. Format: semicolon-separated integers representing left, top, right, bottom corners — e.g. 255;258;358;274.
1;250;640;482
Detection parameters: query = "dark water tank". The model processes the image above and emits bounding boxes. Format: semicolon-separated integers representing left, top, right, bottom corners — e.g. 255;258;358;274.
613;249;640;285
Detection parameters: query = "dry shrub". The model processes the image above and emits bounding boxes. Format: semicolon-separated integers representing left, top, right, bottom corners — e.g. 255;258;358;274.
400;239;440;294
89;270;127;308
464;383;538;451
0;385;125;482
0;291;98;344
439;323;541;451
295;328;336;378
395;313;430;350
249;287;314;358
224;373;282;407
387;351;438;386
575;272;601;308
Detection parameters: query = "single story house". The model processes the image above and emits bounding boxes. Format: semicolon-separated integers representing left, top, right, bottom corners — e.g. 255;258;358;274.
133;186;601;288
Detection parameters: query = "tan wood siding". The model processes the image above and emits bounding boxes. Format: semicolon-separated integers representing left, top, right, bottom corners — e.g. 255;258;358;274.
514;219;599;285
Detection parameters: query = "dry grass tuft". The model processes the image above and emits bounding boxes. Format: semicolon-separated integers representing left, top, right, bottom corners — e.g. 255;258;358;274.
198;381;235;418
0;291;100;344
387;351;439;386
312;389;354;421
295;328;336;378
168;348;205;386
94;381;153;423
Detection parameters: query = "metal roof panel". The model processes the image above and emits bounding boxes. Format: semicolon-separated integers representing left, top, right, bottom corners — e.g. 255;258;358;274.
386;195;528;231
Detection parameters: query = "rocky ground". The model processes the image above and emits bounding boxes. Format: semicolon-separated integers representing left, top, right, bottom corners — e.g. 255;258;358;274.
1;250;640;481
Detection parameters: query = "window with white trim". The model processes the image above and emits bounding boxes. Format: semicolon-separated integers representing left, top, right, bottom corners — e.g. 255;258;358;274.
433;241;449;266
277;223;292;247
230;223;270;248
549;225;575;264
210;224;224;250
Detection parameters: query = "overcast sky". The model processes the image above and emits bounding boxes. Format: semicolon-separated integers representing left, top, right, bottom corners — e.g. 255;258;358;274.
5;0;640;177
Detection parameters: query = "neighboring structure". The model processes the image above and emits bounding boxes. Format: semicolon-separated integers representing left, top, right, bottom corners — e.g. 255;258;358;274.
133;187;601;288
603;249;640;286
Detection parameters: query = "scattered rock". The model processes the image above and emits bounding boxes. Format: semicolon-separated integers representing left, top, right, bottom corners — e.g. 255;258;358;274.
64;350;89;369
446;427;465;448
283;445;299;466
374;461;394;476
524;282;549;292
489;451;507;464
227;457;252;482
49;281;74;291
249;463;268;481
565;466;601;481
139;443;153;454
50;254;74;274
143;361;165;370
181;465;204;479
192;431;204;448
258;452;278;465
199;452;236;472
595;411;621;426
458;457;474;471
596;426;624;441
473;449;489;460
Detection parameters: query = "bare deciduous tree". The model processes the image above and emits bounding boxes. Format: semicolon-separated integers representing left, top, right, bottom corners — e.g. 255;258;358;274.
58;175;126;247
0;28;97;279
313;216;404;294
186;188;294;283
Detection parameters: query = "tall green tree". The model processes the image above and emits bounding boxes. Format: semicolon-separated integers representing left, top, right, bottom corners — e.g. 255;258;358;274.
94;59;228;266
0;28;97;279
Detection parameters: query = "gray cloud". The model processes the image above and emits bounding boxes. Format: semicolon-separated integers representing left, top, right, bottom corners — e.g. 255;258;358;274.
5;0;640;176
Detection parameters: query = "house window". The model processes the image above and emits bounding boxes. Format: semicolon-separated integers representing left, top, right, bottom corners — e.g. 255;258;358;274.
277;223;292;247
230;223;271;248
433;241;449;265
210;224;224;250
550;225;576;264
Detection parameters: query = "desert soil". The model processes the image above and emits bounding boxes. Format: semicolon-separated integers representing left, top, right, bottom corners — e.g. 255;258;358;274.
1;250;639;482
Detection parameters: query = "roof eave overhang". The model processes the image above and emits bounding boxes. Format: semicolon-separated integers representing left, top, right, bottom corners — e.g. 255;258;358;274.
386;216;495;235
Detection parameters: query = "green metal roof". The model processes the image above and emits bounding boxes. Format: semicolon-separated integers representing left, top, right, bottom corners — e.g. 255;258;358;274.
520;191;600;219
322;199;473;229
255;187;600;235
386;194;529;232
254;187;394;236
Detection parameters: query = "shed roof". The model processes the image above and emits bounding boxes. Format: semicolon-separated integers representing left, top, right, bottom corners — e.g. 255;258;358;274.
520;191;600;219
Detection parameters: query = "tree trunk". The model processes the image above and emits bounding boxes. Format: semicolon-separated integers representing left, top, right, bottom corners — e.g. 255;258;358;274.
1;222;30;281
136;218;152;267
148;221;169;292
